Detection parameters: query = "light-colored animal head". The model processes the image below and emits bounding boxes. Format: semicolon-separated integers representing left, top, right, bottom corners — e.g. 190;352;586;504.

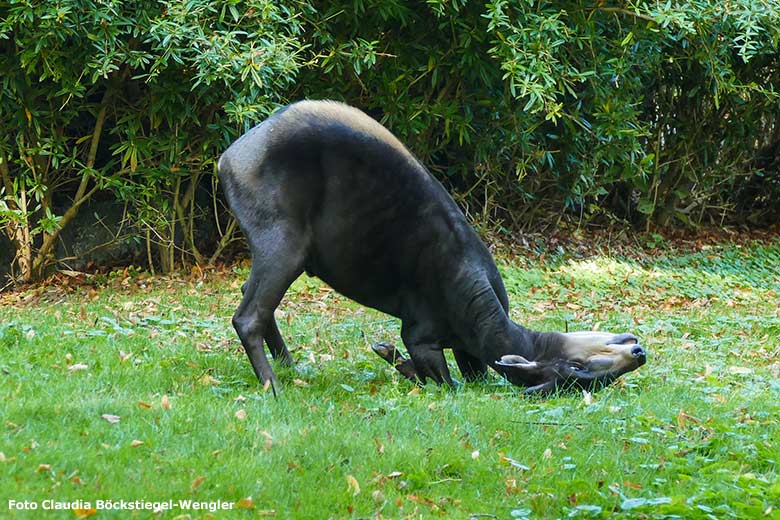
493;332;646;394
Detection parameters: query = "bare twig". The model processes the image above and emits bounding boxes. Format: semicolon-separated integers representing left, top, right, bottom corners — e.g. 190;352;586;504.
208;217;238;265
55;203;131;268
31;88;112;276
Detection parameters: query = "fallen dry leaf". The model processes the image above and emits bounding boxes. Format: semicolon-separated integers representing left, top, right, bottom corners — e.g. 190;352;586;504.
236;497;255;510
260;431;273;451
191;476;206;490
373;436;385;455
199;374;221;386
697;365;713;377
119;351;132;362
234;394;247;402
235;409;247;420
161;394;171;410
346;474;360;495
36;464;51;472
138;401;152;409
543;448;552;459
74;508;97;518
677;410;701;428
130;440;144;447
406;494;438;508
68;363;89;372
101;414;120;424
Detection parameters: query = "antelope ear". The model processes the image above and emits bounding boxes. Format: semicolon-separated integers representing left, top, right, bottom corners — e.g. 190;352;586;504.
496;355;538;369
493;355;548;387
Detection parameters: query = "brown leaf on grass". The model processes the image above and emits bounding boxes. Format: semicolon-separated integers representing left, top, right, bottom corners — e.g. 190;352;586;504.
696;365;713;377
234;394;247;402
406;494;438;509
65;353;73;365
373;436;385;455
68;363;88;372
235;409;247;421
36;463;51;472
623;481;642;489
191;476;206;490
101;414;120;424
161;394;171;410
71;475;83;485
119;351;132;363
130;440;144;447
74;508;97;518
235;497;255;510
138;401;152;409
676;410;701;428
346;475;360;496
199;374;221;386
260;431;273;451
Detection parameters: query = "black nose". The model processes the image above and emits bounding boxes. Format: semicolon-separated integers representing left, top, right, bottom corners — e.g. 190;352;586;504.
631;345;646;359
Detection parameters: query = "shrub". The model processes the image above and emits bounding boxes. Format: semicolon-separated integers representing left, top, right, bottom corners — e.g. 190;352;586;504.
2;0;778;282
0;0;307;281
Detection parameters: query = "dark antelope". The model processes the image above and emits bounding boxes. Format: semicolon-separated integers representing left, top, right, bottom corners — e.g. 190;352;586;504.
218;100;647;395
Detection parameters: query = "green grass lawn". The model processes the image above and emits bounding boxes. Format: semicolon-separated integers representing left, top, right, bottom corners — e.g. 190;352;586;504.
1;240;779;519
